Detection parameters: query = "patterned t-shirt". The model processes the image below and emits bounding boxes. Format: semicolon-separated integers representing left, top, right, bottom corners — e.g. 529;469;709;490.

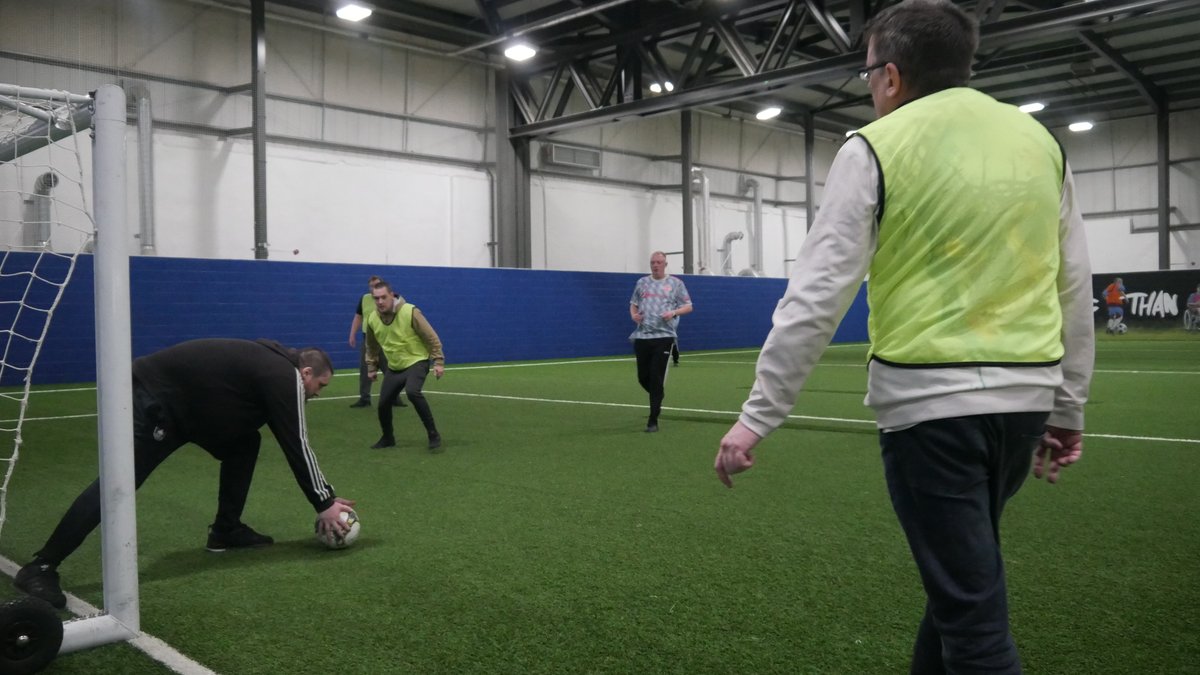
630;275;691;340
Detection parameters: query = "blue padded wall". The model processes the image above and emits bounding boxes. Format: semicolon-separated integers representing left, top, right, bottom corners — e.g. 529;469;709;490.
15;255;871;385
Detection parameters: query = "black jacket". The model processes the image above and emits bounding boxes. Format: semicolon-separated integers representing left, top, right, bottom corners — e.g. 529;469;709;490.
132;338;336;512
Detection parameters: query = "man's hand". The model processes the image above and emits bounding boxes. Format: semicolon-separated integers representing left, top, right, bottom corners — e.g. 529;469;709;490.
715;421;762;488
348;334;357;349
317;497;357;535
660;309;675;321
632;311;643;324
367;369;378;382
434;364;445;379
1034;425;1083;484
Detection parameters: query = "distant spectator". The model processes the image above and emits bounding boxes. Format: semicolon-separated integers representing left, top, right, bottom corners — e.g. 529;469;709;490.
1104;277;1126;334
1186;283;1200;331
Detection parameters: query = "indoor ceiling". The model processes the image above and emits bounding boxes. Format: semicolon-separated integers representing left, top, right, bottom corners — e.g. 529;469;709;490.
260;0;1200;138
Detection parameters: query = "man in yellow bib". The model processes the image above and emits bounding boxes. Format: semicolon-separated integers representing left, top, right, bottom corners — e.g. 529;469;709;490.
713;1;1095;672
364;280;446;451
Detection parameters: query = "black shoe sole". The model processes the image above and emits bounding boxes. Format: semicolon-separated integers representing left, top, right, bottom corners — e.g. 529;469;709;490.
371;439;396;449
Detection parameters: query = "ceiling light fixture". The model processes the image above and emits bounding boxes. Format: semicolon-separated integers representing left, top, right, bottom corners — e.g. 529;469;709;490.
504;43;537;62
335;3;372;21
649;83;662;94
1068;121;1094;132
663;81;674;92
756;106;782;121
1018;102;1046;113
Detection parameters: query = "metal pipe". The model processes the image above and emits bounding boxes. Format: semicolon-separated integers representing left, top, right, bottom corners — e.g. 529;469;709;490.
691;168;712;274
22;172;57;247
448;0;640;57
720;231;744;276
739;176;764;273
252;0;268;260
136;90;156;255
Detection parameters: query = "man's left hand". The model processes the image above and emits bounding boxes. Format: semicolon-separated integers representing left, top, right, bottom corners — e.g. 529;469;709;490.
434;364;445;379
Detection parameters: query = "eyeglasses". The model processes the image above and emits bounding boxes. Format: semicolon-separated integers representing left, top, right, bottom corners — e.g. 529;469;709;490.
857;62;888;82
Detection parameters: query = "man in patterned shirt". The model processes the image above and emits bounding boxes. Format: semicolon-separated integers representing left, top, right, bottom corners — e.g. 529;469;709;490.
629;251;693;432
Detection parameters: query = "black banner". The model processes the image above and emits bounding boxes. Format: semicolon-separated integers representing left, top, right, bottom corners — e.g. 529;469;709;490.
1092;269;1200;330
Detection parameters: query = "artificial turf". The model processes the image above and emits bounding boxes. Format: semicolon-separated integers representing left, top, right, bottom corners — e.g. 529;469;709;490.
1;335;1197;674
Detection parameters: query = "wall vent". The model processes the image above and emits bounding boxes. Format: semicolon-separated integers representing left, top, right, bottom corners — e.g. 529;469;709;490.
543;144;601;171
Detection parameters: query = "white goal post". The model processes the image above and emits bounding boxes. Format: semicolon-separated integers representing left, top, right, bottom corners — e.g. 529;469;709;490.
0;83;139;655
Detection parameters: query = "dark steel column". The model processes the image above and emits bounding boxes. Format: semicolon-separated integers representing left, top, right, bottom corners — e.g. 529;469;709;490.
680;109;694;273
252;0;268;259
494;69;532;268
1157;104;1169;269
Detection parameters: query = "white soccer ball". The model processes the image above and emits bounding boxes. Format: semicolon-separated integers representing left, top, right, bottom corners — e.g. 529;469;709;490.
1115;323;1128;334
315;509;360;550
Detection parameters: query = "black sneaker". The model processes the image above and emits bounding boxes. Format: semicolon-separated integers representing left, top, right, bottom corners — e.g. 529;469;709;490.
206;524;274;552
349;399;371;408
371;436;396;449
645;423;659;433
14;562;66;609
428;434;442;452
393;398;408;407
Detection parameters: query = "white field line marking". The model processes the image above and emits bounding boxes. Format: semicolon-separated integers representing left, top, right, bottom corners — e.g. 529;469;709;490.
0;556;219;675
12;398;1197;445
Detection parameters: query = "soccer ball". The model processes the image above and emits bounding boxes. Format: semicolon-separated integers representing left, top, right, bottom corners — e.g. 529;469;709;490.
315;509;360;550
1115;323;1128;334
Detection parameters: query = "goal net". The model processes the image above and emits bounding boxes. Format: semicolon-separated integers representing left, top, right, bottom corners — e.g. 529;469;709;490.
0;83;138;655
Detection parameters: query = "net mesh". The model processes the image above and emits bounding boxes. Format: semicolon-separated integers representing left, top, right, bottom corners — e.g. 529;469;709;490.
0;85;93;541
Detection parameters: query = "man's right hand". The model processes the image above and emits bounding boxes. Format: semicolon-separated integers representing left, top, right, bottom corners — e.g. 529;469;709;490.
317;497;357;535
1034;426;1083;484
367;370;378;381
348;335;357;348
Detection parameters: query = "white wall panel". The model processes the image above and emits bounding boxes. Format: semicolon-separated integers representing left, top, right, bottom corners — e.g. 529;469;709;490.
1112;166;1156;211
1109;115;1156;166
407;121;484;162
406;55;487;127
1173;110;1199;157
322;110;407;152
265;22;325;100
145;131;490;266
268;98;324;139
602;115;681;155
740;125;779;175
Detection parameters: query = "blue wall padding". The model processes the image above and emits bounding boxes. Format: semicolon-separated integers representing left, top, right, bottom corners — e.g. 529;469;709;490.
4;254;870;385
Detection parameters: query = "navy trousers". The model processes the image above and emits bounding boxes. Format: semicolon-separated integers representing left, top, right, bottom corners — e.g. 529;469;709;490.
881;412;1047;675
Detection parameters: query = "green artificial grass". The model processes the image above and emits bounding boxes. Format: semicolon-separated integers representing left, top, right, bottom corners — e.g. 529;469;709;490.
1;336;1198;674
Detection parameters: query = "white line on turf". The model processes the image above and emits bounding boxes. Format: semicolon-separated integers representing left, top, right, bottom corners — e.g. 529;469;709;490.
0;556;218;675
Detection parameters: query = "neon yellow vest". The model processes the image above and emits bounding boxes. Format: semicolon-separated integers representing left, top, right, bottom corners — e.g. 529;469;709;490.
360;293;374;318
367;302;429;371
856;88;1064;366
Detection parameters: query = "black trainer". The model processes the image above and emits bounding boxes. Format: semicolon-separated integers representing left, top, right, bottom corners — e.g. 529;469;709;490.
349;399;371;408
645;423;659;433
14;562;66;609
428;433;442;452
371;436;396;449
393;398;408;407
206;523;274;552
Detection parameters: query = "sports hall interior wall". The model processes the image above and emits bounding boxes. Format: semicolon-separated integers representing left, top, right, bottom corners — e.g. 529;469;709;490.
9;254;871;386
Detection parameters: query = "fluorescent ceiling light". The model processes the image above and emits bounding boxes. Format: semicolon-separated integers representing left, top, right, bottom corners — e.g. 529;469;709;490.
756;106;782;121
663;81;674;92
1018;102;1045;113
649;83;662;94
1068;121;1094;132
335;3;372;21
504;43;537;62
